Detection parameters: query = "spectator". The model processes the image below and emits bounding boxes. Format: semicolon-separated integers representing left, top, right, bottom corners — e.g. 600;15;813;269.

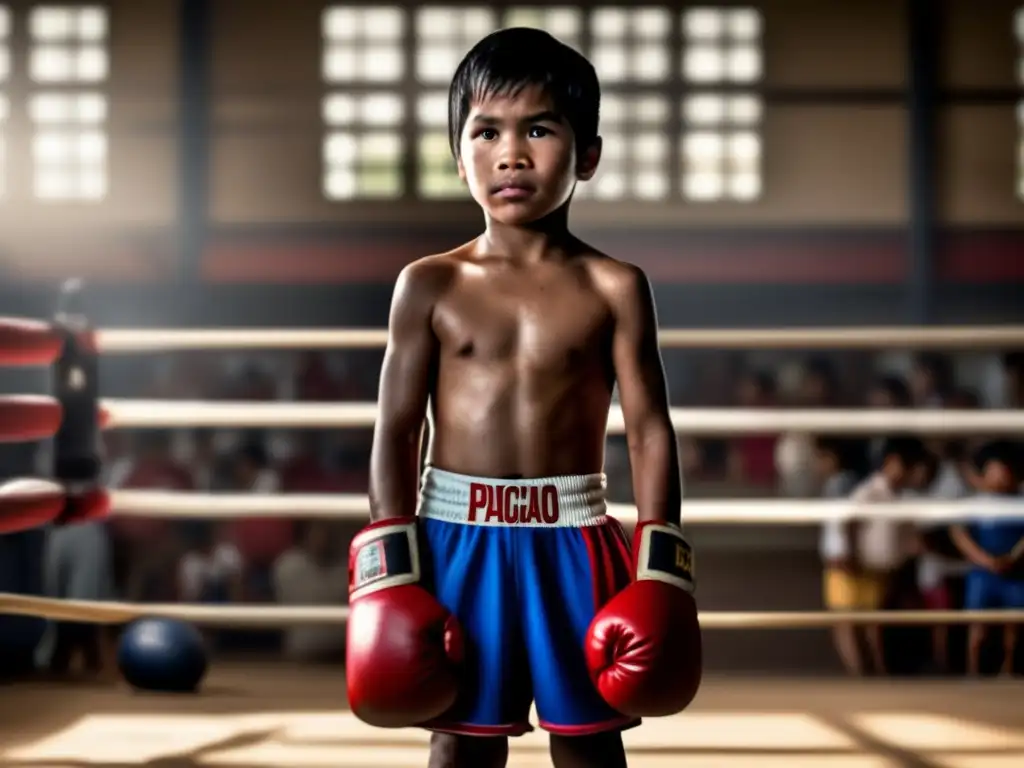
865;375;913;470
273;521;347;662
1002;352;1024;409
295;352;343;402
908;450;969;673
728;370;778;488
815;437;863;675
910;353;954;408
950;441;1024;676
777;358;841;497
799;356;840;407
188;429;229;491
826;437;929;675
280;432;331;491
225;442;291;600
177;523;243;604
114;431;193;602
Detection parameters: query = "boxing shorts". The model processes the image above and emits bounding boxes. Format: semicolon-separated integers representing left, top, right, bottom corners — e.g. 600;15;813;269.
417;466;639;736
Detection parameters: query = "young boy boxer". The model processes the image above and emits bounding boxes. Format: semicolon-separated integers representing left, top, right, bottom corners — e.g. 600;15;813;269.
345;27;701;768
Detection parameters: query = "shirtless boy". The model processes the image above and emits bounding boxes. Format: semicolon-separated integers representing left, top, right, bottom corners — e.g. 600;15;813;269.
346;28;702;768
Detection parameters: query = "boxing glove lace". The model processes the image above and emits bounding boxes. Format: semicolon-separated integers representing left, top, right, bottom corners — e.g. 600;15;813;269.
584;521;702;717
346;517;463;728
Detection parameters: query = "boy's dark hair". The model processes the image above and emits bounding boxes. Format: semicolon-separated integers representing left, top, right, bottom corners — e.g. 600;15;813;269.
879;436;927;468
973;440;1022;481
448;28;600;161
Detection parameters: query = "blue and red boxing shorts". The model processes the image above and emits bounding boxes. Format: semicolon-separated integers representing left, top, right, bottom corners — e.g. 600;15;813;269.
417;466;640;736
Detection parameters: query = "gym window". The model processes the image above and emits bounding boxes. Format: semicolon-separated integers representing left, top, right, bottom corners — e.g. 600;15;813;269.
415;6;495;198
681;6;764;201
321;6;406;199
29;5;109;201
581;94;671;200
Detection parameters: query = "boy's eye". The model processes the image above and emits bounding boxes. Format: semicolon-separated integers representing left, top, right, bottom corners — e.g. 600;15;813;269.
480;129;498;140
528;126;551;138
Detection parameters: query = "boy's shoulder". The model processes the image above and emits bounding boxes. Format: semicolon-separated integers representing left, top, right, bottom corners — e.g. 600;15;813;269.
572;245;653;302
393;245;476;303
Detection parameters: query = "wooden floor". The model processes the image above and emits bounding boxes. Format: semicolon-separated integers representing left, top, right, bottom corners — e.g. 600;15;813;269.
1;664;1022;767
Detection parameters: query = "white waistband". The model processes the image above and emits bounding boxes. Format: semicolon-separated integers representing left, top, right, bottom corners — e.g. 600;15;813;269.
418;467;608;527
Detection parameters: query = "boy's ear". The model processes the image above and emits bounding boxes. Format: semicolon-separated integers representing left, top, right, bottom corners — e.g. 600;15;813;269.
457;155;467;181
576;136;602;181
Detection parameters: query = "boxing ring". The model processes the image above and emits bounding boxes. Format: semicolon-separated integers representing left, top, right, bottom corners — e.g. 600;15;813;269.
1;317;1024;767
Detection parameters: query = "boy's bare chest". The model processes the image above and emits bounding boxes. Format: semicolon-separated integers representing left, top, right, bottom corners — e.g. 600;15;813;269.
433;277;611;363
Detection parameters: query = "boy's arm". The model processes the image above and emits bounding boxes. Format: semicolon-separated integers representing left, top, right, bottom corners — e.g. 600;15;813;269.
950;524;997;569
608;263;681;526
368;261;444;521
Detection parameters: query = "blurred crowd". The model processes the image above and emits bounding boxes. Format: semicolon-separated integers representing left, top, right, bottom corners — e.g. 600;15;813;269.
11;346;1024;676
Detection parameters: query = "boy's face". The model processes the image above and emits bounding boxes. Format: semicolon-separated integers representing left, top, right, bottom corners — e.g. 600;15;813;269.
457;85;599;225
981;459;1015;494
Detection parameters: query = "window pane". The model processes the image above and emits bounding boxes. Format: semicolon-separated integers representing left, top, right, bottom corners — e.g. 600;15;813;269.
682;6;763;84
504;7;581;50
29;7;110;84
592;7;669;85
417;128;463;199
684;8;725;40
580;94;669;200
322;129;404;200
681;9;764;202
415;7;495;83
30;92;109;202
322;6;405;82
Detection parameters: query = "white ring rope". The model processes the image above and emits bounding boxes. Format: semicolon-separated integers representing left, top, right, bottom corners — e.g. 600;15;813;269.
0;592;1019;628
100;399;1024;435
94;325;1024;352
108;491;1024;524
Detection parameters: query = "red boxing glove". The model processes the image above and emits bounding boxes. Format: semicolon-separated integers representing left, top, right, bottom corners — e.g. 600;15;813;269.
346;518;463;728
584;521;702;717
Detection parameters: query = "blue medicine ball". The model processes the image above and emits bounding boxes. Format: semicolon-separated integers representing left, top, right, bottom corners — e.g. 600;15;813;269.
117;617;208;693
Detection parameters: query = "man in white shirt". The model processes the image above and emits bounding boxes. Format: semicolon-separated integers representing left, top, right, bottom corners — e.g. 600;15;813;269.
272;520;346;662
824;437;929;675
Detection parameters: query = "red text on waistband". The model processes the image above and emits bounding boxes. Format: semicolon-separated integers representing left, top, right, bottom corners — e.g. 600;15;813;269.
467;482;560;524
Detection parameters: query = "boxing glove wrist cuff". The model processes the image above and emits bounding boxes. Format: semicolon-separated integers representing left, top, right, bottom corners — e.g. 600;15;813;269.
635;521;696;594
350;518;421;599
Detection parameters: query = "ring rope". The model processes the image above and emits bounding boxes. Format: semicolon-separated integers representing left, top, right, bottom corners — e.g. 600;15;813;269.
108;490;1024;524
94;325;1024;352
99;400;1024;435
0;592;1019;628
